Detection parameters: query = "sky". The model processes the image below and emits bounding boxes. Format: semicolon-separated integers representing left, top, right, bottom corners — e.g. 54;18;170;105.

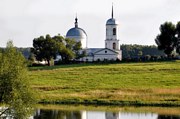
0;0;180;48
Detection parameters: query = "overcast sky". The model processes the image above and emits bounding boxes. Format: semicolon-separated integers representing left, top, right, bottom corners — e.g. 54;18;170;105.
0;0;180;48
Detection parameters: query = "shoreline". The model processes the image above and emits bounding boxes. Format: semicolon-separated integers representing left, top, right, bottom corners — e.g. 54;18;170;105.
38;99;180;107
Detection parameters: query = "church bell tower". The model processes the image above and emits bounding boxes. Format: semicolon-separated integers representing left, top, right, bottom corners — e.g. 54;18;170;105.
105;5;120;51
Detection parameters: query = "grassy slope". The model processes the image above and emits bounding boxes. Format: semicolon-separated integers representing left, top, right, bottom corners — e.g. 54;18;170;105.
29;61;180;106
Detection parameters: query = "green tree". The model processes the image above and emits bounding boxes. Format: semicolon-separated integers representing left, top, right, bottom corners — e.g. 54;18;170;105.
0;48;3;53
0;41;36;119
52;35;75;63
63;38;82;63
31;34;59;66
155;22;176;56
73;41;83;59
60;47;75;63
32;34;82;65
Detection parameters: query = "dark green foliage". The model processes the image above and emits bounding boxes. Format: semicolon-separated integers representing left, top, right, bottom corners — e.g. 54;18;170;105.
0;47;31;59
176;22;180;38
73;41;83;59
121;44;165;60
31;34;59;66
176;21;180;54
31;34;82;65
155;21;180;55
0;41;36;119
0;48;3;53
52;35;82;64
54;36;75;64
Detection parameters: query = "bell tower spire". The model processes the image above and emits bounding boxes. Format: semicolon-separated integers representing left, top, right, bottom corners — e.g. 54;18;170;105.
112;3;114;18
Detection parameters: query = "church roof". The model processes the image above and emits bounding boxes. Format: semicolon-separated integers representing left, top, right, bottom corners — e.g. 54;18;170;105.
66;27;87;38
106;4;118;25
85;48;103;56
94;48;119;54
66;17;87;38
106;18;118;25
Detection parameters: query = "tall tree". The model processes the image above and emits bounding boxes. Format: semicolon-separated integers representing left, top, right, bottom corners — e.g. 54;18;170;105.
0;41;36;119
32;34;82;65
31;34;59;66
155;22;176;56
176;21;180;54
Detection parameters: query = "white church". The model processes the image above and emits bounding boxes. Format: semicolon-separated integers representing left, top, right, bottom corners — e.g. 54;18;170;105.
66;6;122;62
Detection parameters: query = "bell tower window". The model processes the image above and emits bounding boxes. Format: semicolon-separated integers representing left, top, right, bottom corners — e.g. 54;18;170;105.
113;28;116;35
113;43;116;50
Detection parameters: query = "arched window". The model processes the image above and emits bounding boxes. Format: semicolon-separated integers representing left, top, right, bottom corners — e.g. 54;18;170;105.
113;43;116;50
113;28;116;35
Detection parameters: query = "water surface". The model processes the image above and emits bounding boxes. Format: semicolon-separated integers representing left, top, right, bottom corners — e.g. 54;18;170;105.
32;106;180;119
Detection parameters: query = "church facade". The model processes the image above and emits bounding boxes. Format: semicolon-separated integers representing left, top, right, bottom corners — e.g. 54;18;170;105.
66;6;122;62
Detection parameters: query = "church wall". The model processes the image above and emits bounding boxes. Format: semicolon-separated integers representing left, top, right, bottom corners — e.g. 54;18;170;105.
79;54;120;62
94;54;119;61
81;37;87;48
106;25;118;40
117;50;122;60
105;40;120;50
66;36;87;48
95;49;118;55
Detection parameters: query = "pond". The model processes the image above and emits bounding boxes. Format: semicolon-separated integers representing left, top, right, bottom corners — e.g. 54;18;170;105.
31;105;180;119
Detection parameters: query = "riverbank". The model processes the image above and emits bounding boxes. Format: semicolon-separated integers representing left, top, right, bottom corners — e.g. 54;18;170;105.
29;61;180;106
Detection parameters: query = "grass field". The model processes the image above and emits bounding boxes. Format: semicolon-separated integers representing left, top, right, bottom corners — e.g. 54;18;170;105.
29;61;180;106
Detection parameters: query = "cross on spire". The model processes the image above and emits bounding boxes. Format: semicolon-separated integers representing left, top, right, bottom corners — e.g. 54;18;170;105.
75;14;78;28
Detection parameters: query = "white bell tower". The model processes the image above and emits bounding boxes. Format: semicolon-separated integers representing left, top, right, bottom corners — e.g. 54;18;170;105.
105;5;120;50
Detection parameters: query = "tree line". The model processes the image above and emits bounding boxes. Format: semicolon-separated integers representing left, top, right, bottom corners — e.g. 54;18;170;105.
1;44;168;63
121;44;166;61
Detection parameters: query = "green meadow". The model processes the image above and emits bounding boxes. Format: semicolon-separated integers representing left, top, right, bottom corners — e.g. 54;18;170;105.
29;61;180;106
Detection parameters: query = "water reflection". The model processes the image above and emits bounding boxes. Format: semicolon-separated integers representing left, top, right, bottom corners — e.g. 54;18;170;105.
158;115;180;119
33;109;180;119
34;110;81;119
